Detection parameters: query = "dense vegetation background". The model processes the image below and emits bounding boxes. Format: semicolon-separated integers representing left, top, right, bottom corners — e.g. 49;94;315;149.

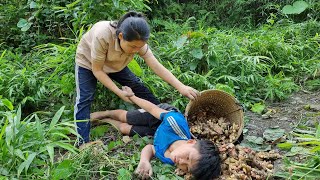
0;0;319;179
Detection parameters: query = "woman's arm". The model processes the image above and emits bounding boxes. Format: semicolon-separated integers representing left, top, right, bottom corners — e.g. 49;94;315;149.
143;54;199;100
92;61;132;103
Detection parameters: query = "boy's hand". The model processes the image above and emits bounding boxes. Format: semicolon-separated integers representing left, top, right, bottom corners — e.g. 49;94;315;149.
135;161;153;179
174;168;187;176
122;86;135;97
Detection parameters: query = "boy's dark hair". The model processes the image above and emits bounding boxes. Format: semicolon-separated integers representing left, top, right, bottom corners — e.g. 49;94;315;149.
111;11;150;41
191;140;221;180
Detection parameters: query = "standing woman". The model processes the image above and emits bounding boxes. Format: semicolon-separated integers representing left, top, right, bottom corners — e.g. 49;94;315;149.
74;11;199;145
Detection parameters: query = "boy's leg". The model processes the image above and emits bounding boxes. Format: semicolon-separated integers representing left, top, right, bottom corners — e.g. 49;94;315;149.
91;109;127;122
91;117;155;137
100;118;132;135
109;67;161;105
126;108;162;136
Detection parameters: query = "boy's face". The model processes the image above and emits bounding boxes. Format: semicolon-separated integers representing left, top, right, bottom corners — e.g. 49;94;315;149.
170;140;200;172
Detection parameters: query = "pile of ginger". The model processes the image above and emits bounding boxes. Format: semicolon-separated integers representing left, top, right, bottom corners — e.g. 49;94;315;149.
181;109;282;180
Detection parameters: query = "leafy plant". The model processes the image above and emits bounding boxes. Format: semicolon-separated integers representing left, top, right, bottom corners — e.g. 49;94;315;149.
0;99;78;178
276;125;320;179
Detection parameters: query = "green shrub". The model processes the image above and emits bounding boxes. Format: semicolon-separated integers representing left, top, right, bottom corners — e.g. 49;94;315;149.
0;99;78;179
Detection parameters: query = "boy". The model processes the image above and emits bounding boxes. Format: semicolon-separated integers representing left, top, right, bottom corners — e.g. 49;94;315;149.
92;86;221;179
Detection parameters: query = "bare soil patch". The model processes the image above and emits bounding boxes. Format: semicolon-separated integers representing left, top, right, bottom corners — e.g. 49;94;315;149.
245;90;320;137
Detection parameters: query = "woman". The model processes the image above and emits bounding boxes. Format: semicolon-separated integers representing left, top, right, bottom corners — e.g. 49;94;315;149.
74;11;199;145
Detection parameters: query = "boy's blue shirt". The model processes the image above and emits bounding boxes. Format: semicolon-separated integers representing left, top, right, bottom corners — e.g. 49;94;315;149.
154;111;191;165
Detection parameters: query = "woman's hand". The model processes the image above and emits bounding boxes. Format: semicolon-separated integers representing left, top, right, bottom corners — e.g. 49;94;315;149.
117;86;134;103
135;161;153;179
178;85;200;100
122;86;135;97
118;93;133;103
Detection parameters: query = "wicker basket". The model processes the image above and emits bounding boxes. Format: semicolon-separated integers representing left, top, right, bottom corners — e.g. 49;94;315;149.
185;90;244;143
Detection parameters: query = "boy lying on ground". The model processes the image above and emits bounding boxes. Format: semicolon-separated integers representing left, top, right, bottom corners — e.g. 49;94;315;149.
91;86;221;179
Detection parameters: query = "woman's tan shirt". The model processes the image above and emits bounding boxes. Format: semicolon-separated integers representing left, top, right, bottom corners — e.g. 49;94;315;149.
75;21;153;73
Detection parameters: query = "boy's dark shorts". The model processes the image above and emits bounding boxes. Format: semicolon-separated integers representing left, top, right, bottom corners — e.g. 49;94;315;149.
126;103;179;137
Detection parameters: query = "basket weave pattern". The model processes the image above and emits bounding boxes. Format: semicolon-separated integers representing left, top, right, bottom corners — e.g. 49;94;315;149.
185;90;244;143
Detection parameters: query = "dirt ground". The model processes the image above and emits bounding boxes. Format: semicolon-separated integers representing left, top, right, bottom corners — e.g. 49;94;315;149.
242;90;320;178
245;90;320;137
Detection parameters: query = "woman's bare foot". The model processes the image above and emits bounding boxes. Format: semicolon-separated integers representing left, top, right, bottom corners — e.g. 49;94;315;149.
90;111;111;120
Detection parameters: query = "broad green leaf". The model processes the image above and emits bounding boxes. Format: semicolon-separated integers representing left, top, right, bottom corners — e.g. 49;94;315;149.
285;146;309;156
191;48;204;59
49;106;65;130
0;167;9;176
277;142;293;150
128;59;143;77
17;19;28;28
282;1;309;14
175;36;188;48
250;102;265;114
246;135;264;145
240;141;271;151
0;99;13;110
21;23;32;32
189;62;198;71
30;1;38;8
282;5;295;14
263;127;285;141
17;152;37;177
46;145;54;165
52;160;75;180
291;1;309;13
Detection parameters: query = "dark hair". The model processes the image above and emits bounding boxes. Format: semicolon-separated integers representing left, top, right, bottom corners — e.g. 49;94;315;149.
111;11;150;41
191;140;221;180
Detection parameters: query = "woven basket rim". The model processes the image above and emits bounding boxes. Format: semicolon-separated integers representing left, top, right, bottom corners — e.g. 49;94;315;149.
185;89;244;143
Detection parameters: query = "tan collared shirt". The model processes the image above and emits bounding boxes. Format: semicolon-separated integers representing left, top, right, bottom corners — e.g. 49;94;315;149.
75;21;153;73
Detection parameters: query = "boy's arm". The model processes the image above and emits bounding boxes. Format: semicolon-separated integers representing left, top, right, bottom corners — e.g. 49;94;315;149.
135;144;155;179
122;86;168;119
